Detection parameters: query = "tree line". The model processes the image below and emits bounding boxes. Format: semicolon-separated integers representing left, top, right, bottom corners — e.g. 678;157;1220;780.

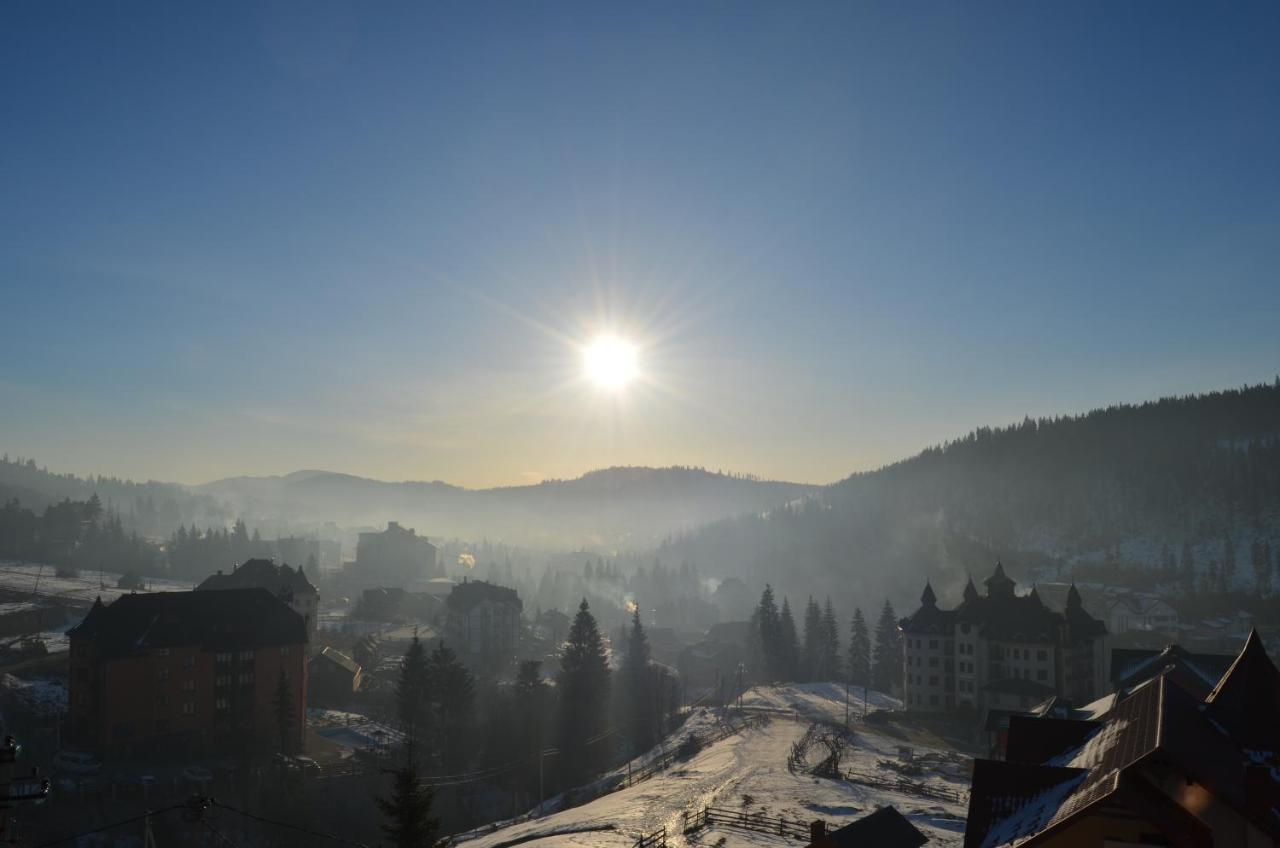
378;599;676;848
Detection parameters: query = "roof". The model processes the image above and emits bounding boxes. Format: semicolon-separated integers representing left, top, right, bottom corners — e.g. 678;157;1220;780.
966;632;1280;848
447;580;522;613
818;806;927;848
196;558;316;597
1110;645;1234;699
68;589;306;657
313;646;361;675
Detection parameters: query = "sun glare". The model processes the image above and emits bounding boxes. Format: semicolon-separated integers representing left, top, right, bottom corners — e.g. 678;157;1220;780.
583;335;639;391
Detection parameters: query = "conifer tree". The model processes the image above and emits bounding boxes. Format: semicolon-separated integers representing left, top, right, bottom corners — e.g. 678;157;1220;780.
622;606;656;754
871;599;902;693
556;599;611;786
271;668;295;754
396;632;432;748
377;744;439;848
801;597;821;682
752;585;781;680
847;608;871;687
778;597;799;681
427;641;475;775
820;597;840;681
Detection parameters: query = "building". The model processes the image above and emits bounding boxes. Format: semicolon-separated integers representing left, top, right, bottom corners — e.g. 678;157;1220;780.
355;522;439;588
1109;644;1235;698
964;630;1280;848
901;563;1107;714
444;580;522;673
67;588;307;757
807;806;928;848
196;558;318;642
308;646;361;705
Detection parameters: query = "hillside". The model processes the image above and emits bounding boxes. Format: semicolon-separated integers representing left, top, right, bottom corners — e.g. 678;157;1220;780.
662;381;1280;613
198;466;818;550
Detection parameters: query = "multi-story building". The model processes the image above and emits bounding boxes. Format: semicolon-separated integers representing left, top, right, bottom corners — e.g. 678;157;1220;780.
901;562;1107;713
196;558;319;642
445;579;522;673
67;588;307;758
355;522;439;588
965;631;1280;847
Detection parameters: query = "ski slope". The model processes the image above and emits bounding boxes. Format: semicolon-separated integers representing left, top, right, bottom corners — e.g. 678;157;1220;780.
461;685;967;848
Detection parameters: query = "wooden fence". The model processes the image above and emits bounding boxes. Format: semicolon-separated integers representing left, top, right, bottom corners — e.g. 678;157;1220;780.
634;826;666;848
682;806;813;841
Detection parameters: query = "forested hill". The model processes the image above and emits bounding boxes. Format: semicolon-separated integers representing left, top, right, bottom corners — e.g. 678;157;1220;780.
662;380;1280;614
0;455;230;537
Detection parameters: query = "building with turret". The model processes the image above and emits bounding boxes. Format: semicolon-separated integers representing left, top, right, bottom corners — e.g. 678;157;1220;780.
901;562;1107;714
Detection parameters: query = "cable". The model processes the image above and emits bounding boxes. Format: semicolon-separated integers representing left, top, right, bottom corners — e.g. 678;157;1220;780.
32;804;187;847
211;800;372;847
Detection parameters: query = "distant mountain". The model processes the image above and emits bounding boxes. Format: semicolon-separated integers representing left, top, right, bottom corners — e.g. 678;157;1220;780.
661;380;1280;613
197;466;820;549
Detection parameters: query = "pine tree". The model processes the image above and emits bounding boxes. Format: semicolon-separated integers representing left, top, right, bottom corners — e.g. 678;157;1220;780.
778;598;799;681
271;668;295;754
871;599;902;694
801;597;821;682
622;607;656;754
752;585;781;680
556;599;611;786
847;608;871;687
396;632;432;748
427;641;475;775
377;746;439;848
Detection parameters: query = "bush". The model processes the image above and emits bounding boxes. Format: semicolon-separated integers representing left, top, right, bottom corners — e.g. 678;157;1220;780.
676;734;703;760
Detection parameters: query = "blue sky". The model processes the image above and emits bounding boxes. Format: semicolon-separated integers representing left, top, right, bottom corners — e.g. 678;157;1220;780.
3;2;1279;487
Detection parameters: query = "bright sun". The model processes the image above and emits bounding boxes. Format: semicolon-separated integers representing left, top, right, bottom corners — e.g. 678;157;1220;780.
582;335;639;391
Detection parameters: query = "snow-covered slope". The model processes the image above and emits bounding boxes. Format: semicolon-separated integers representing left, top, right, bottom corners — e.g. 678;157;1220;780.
461;685;967;848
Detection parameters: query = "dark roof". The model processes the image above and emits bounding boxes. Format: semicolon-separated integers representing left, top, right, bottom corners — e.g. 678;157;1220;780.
705;620;753;646
196;558;316;597
966;636;1280;848
1110;645;1234;699
313;646;361;675
447;580;522;613
820;806;927;848
68;589;306;657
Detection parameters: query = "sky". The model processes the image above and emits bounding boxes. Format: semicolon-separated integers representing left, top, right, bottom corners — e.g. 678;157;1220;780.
3;2;1279;488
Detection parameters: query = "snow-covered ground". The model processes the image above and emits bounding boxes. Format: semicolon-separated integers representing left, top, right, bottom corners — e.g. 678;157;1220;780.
461;685;967;848
0;673;68;716
0;561;195;606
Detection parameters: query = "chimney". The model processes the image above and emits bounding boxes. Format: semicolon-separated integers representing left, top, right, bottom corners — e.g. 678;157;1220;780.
809;820;827;842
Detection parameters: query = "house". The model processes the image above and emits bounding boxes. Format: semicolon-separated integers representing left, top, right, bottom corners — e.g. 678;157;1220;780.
355;522;439;588
1109;644;1234;699
309;647;361;705
445;580;522;673
964;630;1280;848
901;563;1107;715
196;558;318;642
807;806;928;848
67;588;307;758
678;620;751;695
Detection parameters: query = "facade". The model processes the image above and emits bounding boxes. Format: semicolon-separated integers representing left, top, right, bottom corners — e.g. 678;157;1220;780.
67;588;307;757
901;563;1107;714
444;580;522;673
196;558;318;642
964;630;1280;848
355;522;439;588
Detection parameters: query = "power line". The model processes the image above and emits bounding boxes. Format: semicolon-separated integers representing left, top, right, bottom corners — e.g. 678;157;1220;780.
32;804;187;848
211;800;372;847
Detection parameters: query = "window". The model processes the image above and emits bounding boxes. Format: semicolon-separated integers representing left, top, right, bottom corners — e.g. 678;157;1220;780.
238;650;254;661
929;675;938;686
155;719;169;732
182;701;195;715
157;669;170;682
182;680;196;693
215;698;229;711
238;672;254;685
928;657;938;668
216;652;232;663
156;694;169;707
1037;649;1048;662
281;646;291;656
155;648;170;657
182;655;196;668
216;675;231;686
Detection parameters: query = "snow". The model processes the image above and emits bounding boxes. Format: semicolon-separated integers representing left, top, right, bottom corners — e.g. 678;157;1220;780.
0;674;68;717
0;561;195;607
978;773;1086;848
460;684;965;848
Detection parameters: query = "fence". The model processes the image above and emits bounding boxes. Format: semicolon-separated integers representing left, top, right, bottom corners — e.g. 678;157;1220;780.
682;806;813;841
842;770;967;804
634;826;666;848
616;713;767;791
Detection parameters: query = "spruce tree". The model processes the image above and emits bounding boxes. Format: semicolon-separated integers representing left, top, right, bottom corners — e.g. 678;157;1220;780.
847;608;871;687
271;668;295;754
377;745;439;848
396;632;432;748
514;661;548;802
622;607;655;754
801;597;821;682
753;585;781;680
427;641;475;775
556;599;611;786
871;599;902;694
778;597;799;681
820;598;840;681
